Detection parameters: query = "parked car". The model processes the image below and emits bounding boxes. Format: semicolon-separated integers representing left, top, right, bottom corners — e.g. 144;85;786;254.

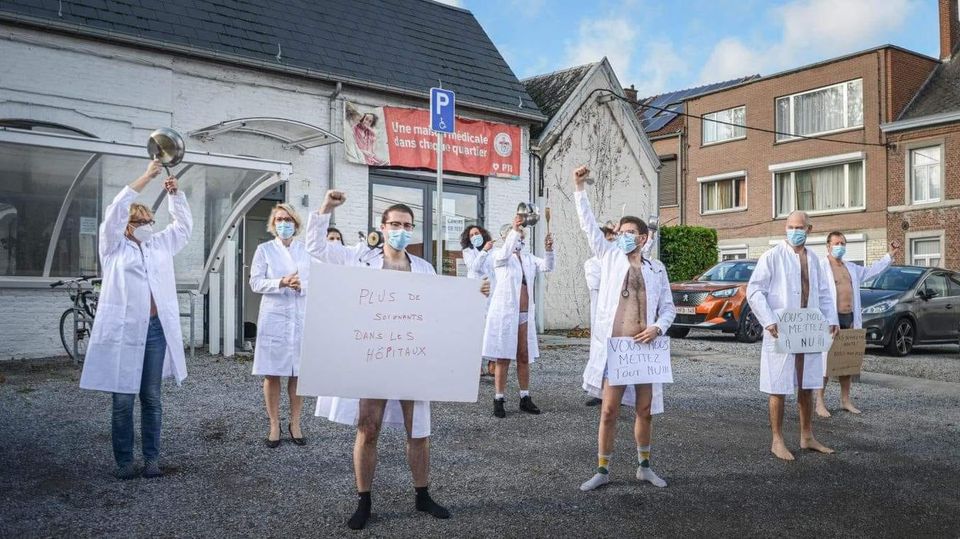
668;259;763;343
860;265;960;356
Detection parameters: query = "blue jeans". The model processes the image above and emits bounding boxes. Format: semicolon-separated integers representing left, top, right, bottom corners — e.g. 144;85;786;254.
112;316;166;466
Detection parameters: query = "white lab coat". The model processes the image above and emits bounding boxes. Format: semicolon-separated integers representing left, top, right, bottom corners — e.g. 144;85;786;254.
747;241;839;395
462;247;493;281
481;230;555;361
584;256;601;325
305;212;433;438
575;191;675;411
249;238;311;377
80;186;193;394
819;254;891;330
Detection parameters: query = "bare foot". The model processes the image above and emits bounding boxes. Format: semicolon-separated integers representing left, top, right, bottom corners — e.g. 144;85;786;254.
841;401;862;414
800;437;835;454
771;439;795;461
815;403;832;418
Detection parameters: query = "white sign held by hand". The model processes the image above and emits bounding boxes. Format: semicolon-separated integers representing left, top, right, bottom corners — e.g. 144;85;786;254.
773;308;832;354
605;336;673;385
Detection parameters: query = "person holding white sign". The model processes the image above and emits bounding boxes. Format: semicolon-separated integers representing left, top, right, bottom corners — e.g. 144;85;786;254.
571;166;677;492
746;211;839;461
482;216;554;418
815;233;899;417
306;190;459;531
583;224;617;407
249;203;311;448
79;160;192;480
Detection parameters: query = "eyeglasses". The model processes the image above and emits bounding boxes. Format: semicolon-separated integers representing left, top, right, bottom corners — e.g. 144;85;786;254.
130;219;155;226
274;216;296;223
385;221;416;231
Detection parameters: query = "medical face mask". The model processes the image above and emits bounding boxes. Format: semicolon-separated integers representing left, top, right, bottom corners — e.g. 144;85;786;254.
514;239;525;252
470;234;484;248
132;224;154;243
786;229;807;246
616;233;637;254
275;221;295;240
386;229;412;250
831;245;846;259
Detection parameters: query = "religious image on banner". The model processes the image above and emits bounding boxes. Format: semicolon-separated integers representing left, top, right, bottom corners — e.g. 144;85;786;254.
344;102;390;166
342;101;522;178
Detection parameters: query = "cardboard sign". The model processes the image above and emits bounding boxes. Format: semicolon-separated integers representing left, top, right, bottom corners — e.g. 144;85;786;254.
298;262;487;402
605;336;673;385
773;308;832;354
343;101;522;178
825;329;866;377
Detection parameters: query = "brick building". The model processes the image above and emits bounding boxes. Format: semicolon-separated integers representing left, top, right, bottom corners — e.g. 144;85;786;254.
681;46;937;263
881;0;960;270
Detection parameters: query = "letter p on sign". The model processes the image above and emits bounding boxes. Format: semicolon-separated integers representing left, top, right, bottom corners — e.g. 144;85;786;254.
430;87;455;134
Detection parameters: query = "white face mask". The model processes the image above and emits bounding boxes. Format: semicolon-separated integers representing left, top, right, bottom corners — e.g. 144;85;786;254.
514;239;525;252
133;224;154;243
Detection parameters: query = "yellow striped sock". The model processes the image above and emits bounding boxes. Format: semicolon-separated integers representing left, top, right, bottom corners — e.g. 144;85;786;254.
597;454;611;474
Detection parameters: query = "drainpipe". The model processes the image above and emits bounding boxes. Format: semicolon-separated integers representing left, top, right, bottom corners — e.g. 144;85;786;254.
328;81;343;221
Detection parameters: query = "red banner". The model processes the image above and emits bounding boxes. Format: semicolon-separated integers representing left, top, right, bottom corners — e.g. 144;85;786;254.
343;102;522;178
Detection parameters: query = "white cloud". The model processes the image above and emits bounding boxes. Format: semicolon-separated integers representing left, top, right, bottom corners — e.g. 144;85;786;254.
433;0;463;6
698;0;917;83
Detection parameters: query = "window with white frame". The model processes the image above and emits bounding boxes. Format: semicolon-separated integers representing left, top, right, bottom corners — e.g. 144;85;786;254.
700;174;746;214
702;106;745;144
775;79;863;142
910;237;942;267
719;245;748;261
774;161;864;216
910;146;942;204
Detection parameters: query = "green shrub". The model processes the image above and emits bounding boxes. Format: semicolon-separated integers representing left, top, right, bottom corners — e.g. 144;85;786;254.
659;225;718;282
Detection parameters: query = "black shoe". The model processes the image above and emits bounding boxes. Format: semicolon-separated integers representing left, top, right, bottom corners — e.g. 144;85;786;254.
348;492;372;530
288;424;306;446
493;398;506;418
415;489;450;519
266;425;281;448
519;395;541;414
585;397;602;407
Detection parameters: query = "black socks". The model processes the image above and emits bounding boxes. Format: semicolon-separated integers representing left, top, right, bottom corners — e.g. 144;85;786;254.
415;486;450;519
347;492;372;530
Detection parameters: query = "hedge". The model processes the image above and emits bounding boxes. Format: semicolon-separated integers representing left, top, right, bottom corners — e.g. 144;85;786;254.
659;225;718;282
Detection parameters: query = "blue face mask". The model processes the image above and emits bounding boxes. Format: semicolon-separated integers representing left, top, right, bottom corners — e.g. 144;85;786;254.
275;221;295;240
831;245;846;259
786;229;807;246
386;229;412;250
470;234;484;248
616;233;637;254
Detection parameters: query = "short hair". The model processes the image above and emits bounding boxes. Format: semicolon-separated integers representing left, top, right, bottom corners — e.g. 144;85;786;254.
826;231;846;244
128;203;154;223
460;225;492;249
786;210;811;226
619;216;649;236
327;226;344;245
267;203;302;237
381;203;415;224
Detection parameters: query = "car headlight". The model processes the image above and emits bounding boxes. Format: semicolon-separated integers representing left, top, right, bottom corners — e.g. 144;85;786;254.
710;287;738;298
862;299;898;315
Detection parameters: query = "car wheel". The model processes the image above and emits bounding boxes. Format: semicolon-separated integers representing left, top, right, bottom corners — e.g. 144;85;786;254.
884;317;914;357
736;310;763;343
667;327;690;339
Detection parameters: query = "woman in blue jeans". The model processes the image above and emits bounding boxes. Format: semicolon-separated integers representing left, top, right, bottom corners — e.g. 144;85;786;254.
80;160;193;479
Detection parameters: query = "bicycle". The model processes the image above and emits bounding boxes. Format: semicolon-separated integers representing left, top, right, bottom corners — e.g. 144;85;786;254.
50;275;100;362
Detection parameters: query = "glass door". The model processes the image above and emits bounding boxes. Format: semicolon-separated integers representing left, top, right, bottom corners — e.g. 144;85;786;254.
433;188;481;276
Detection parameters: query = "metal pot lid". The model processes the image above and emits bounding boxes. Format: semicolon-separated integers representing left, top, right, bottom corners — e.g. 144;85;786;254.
147;127;186;167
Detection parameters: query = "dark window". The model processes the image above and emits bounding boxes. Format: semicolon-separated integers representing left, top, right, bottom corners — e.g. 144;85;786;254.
659;157;677;207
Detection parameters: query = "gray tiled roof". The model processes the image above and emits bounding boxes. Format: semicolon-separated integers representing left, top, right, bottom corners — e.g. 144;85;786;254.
0;0;544;121
522;62;597;138
898;57;960;120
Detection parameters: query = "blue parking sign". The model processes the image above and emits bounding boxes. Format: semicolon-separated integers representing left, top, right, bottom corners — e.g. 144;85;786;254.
430;88;455;133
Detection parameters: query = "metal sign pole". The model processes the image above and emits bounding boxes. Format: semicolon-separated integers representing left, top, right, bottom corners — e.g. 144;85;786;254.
435;132;444;273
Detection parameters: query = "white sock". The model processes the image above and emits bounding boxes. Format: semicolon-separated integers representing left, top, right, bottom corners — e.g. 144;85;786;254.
579;472;610;492
636;466;668;488
519;390;530;398
495;393;505;400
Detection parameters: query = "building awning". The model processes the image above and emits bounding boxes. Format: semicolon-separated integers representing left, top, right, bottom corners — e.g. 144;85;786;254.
189;117;342;152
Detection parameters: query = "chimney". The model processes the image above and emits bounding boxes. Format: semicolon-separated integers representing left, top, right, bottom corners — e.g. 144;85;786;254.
623;84;638;104
940;0;960;60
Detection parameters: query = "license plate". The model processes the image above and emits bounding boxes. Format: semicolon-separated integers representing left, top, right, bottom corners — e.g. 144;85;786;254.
676;306;696;315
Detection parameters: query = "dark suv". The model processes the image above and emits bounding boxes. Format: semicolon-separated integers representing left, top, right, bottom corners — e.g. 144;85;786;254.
860;265;960;356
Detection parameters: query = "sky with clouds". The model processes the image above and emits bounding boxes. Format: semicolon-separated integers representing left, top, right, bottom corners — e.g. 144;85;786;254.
435;0;942;98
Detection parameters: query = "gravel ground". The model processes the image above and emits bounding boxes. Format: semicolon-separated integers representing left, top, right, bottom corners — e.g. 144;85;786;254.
1;334;959;538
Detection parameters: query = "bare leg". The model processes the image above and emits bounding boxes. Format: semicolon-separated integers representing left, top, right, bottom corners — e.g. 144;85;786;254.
816;377;832;418
598;381;627;455
401;400;429;487
288;377;304;438
633;384;652;447
495;359;510;395
769;395;793;460
839;376;860;414
354;399;386;492
516;322;530;391
263;376;281;441
797;356;834;454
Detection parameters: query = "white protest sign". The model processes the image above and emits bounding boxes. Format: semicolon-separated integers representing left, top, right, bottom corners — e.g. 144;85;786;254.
605;336;673;385
298;261;486;402
773;308;832;354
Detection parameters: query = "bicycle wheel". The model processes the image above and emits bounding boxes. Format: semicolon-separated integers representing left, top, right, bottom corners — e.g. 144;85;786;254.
59;308;92;362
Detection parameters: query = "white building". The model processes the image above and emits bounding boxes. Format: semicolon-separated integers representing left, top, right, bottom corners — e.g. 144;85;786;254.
0;0;545;359
524;59;661;330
